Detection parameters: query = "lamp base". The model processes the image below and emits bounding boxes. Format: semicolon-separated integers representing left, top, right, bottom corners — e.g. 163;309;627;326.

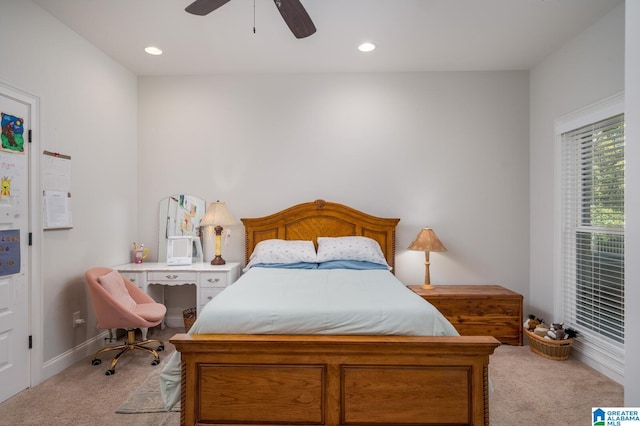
211;255;226;265
420;283;435;290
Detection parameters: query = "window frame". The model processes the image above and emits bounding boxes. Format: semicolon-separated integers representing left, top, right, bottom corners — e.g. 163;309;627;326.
554;92;625;383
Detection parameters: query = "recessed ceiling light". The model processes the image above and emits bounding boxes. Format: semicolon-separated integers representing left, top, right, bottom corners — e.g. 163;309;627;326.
144;46;163;56
358;42;376;53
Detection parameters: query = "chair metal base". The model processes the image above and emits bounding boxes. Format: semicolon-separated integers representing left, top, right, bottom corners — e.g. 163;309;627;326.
91;328;164;375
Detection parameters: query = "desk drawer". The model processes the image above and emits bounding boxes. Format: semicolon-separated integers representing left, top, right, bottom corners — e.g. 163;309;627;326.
119;271;143;289
200;272;229;288
147;271;198;284
200;287;226;308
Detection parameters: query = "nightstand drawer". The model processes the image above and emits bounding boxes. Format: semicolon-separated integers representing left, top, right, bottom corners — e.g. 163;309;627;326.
200;272;229;288
430;298;521;318
438;307;522;343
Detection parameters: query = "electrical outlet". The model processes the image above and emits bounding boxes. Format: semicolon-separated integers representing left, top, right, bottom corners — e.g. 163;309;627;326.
73;311;81;328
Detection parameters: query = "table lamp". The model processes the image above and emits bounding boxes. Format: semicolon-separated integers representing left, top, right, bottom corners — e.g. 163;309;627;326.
407;226;447;289
200;201;237;265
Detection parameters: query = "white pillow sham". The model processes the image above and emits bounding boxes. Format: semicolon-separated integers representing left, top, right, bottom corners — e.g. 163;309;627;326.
316;236;390;269
244;239;318;272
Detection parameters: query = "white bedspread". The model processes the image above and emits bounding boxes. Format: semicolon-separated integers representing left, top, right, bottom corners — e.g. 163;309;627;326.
159;268;459;410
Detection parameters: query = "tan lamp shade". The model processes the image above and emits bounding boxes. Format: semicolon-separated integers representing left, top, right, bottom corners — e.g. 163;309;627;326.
200;201;237;265
200;201;237;227
408;227;447;289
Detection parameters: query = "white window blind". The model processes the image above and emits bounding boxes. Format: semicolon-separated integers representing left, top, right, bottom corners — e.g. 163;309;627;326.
560;112;624;374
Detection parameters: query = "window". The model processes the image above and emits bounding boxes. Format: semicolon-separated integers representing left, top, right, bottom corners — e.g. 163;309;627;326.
557;96;624;379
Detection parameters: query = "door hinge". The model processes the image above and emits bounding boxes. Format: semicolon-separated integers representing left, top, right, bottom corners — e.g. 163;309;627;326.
29;335;32;349
29;232;32;246
28;129;32;143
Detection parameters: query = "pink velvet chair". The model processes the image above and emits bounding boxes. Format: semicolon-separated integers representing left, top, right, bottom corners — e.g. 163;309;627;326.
85;267;167;375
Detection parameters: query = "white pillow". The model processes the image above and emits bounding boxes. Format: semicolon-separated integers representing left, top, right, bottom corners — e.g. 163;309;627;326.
98;270;137;311
316;236;390;269
244;239;318;271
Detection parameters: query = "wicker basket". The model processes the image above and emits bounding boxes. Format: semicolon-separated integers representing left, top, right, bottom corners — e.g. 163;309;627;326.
524;328;573;361
182;308;197;331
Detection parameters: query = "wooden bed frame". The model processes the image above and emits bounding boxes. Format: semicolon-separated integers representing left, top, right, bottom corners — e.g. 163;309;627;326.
170;200;500;426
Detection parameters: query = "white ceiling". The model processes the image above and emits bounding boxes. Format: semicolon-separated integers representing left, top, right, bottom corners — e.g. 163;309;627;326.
33;0;622;76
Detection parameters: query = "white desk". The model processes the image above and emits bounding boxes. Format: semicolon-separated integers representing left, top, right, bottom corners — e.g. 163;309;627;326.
115;262;241;323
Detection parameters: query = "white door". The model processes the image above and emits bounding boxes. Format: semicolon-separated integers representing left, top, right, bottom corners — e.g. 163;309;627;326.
0;84;31;402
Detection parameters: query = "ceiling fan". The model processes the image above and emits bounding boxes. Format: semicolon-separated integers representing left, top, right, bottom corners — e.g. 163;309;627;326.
185;0;316;39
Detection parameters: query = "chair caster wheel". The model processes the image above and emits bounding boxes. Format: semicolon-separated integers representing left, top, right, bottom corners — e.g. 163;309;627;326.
157;345;164;352
105;369;115;376
151;359;160;366
91;359;102;366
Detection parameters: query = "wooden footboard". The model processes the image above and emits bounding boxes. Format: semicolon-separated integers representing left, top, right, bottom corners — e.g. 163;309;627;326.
170;333;499;426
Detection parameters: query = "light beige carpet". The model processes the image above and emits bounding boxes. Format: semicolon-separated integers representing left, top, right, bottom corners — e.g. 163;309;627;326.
489;344;623;426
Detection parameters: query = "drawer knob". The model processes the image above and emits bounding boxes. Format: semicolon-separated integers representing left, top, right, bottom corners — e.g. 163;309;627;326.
207;296;213;300
208;278;220;283
165;274;178;279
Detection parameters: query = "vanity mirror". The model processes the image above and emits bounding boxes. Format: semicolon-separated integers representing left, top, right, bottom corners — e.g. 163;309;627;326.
158;194;206;263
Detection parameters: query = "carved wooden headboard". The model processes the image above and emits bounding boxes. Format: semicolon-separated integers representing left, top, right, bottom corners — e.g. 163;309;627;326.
241;200;400;272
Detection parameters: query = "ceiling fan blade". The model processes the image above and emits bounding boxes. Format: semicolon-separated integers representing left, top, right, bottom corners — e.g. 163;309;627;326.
274;0;316;39
185;0;232;16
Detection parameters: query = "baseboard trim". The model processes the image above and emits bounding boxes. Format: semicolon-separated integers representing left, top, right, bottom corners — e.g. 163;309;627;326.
572;345;624;384
40;331;110;382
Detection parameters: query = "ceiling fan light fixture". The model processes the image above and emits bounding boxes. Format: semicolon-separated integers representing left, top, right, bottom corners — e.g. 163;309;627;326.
358;42;376;53
144;46;163;56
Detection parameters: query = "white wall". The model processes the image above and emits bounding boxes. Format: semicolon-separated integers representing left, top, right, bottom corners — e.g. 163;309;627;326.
624;0;640;406
529;3;627;381
0;1;138;380
137;72;530;302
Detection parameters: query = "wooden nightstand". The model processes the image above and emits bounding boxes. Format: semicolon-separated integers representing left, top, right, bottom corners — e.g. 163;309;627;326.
409;285;523;345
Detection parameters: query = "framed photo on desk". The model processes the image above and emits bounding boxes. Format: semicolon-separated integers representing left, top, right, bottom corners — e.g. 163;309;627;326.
166;236;203;265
